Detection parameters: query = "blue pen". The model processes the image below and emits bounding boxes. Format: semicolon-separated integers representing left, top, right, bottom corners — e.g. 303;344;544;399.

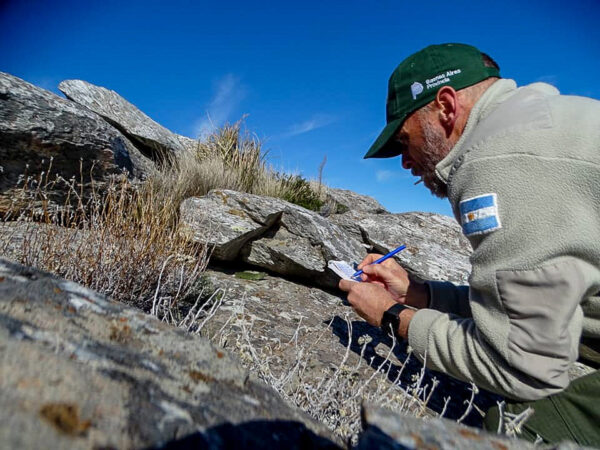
351;244;406;280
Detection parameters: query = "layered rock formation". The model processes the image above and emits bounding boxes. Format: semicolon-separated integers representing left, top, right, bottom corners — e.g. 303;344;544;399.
180;190;471;288
0;72;155;213
0;258;341;449
180;190;369;288
59;79;192;160
331;210;471;284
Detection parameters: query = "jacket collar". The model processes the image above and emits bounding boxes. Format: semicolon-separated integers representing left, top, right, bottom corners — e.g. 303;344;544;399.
435;78;518;184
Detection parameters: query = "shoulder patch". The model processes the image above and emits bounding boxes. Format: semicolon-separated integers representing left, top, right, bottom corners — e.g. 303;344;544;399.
459;193;502;237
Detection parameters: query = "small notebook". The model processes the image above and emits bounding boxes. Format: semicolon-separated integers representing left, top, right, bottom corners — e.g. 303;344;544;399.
327;260;359;281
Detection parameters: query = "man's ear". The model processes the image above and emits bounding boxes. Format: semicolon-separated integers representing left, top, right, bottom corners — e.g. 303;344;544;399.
435;86;459;137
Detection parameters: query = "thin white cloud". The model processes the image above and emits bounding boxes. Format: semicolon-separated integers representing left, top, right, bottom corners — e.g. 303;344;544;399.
376;170;402;182
282;114;336;138
194;74;245;139
30;76;61;95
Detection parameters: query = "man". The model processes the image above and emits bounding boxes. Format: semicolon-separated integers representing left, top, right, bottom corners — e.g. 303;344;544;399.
338;43;600;445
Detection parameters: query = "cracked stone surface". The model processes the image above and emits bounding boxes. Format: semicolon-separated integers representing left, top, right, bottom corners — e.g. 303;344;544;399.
181;190;472;288
59;79;189;160
331;210;472;284
0;259;341;449
180;190;367;287
0;72;154;213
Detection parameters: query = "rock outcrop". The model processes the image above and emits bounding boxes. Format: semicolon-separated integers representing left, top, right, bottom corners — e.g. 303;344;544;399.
180;190;367;287
0;226;583;449
0;72;154;213
331;211;472;284
1;71;571;448
322;187;387;215
59;79;189;161
180;189;472;288
357;404;544;449
0;258;341;449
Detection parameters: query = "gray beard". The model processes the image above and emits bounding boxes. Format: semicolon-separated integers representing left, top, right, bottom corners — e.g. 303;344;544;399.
420;124;450;199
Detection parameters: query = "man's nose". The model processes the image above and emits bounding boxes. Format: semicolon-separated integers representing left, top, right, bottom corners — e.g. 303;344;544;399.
402;155;413;170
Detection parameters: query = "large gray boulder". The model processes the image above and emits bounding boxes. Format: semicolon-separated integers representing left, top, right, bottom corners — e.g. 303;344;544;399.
322;187;387;215
0;258;340;449
356;404;549;449
0;72;154;213
180;190;367;287
180;189;471;287
59;79;189;160
331;211;472;285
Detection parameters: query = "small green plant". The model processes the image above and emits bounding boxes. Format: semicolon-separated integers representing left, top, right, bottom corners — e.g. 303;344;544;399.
234;270;267;281
334;203;349;214
279;174;324;211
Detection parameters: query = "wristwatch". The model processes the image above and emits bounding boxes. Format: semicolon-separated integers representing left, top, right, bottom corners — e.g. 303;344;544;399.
380;303;410;340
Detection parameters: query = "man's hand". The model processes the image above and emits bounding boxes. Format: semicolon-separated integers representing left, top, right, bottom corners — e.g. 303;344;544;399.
356;253;429;309
338;279;396;327
338;278;417;339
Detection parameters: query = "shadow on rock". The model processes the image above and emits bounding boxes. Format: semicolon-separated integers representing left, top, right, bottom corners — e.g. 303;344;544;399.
156;419;342;450
328;315;501;427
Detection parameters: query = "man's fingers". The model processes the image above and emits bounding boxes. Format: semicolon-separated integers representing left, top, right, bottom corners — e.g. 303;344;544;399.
338;279;354;292
357;253;384;270
359;272;385;286
362;263;397;282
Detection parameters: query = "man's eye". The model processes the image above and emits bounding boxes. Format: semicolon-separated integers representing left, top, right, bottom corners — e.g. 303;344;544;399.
394;139;407;153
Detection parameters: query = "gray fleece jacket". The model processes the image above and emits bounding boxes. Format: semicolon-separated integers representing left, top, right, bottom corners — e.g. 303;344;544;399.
407;79;600;401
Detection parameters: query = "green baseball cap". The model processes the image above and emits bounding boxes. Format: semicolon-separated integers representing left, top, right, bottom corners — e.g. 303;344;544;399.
364;43;500;159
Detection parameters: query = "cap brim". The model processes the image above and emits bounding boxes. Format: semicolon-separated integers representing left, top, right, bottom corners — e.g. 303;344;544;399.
363;118;404;159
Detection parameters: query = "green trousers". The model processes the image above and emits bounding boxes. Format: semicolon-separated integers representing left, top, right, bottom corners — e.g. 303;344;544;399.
483;370;600;447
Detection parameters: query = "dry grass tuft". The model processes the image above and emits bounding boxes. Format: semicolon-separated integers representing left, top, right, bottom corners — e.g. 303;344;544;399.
146;120;324;215
1;169;208;313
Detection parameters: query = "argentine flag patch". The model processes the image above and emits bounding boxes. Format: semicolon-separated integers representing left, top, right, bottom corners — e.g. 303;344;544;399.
459;193;502;237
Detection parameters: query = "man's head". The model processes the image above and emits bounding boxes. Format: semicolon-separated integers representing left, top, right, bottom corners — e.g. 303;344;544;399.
365;43;500;197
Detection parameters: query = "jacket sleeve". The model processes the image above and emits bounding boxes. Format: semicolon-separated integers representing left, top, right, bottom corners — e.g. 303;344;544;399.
407;152;600;400
409;257;592;400
427;280;472;317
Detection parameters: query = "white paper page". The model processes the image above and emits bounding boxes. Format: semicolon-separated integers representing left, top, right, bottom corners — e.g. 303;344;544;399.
328;260;358;281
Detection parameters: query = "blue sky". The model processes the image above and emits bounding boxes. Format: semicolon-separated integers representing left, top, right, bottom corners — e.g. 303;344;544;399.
2;0;599;216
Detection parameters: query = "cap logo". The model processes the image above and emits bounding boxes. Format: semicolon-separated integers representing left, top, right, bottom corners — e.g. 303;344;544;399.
410;82;424;100
425;68;461;90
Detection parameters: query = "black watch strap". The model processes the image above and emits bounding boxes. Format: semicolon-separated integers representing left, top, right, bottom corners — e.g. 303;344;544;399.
380;303;409;340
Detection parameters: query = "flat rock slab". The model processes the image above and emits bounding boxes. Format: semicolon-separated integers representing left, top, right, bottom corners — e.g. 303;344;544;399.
323;187;387;215
357;404;547;450
242;228;326;278
331;211;472;285
0;259;340;449
0;72;154;212
59;79;187;160
180;190;366;287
